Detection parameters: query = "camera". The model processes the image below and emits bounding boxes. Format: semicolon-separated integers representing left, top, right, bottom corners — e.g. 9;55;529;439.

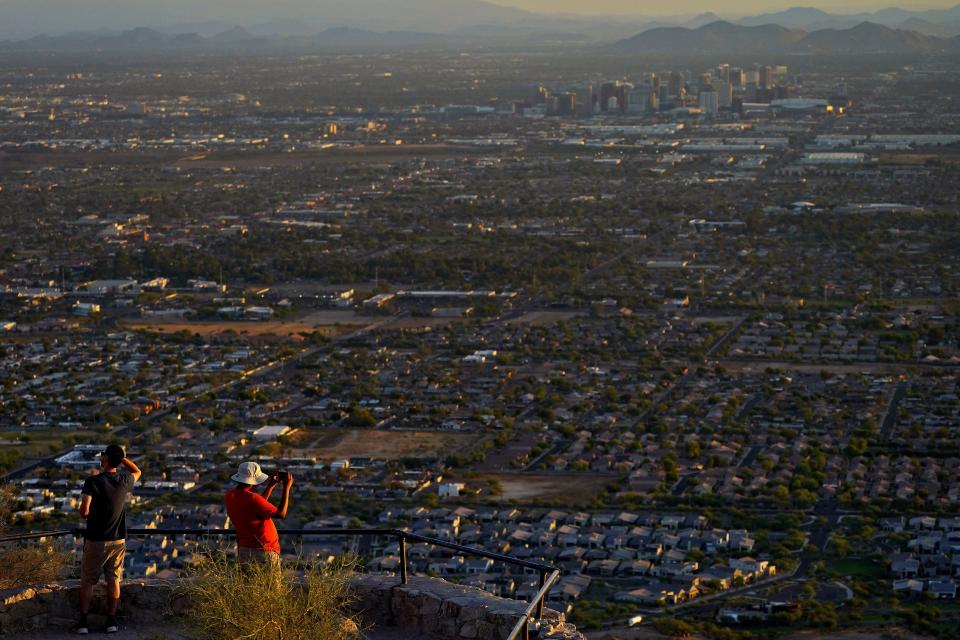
275;470;290;483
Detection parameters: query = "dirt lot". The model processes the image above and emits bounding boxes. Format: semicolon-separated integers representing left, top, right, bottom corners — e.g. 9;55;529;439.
122;311;373;339
0;149;181;169
300;428;483;460
299;311;375;326
504;311;585;326
718;360;900;375
122;311;460;339
488;472;618;502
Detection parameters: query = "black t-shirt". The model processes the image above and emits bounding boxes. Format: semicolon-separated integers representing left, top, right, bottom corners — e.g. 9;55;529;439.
81;470;135;542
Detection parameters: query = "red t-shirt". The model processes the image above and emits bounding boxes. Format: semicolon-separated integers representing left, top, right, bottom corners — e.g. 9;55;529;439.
224;487;280;553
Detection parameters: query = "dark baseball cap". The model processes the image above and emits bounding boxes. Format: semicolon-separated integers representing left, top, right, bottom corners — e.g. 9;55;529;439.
102;444;125;466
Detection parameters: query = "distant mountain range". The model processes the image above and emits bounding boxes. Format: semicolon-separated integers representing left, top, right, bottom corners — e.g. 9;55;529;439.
612;20;959;56
0;0;617;41
1;1;960;53
0;26;456;53
736;5;960;37
3;20;958;56
2;1;960;42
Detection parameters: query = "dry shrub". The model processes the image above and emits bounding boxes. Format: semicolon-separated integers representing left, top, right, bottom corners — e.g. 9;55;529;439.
0;482;13;531
0;483;70;589
0;544;70;589
180;552;361;640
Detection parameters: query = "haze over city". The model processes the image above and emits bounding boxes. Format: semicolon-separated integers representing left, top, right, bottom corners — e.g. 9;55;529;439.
1;0;960;38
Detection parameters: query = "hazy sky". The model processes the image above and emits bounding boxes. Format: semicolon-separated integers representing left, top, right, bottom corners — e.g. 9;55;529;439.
491;0;958;16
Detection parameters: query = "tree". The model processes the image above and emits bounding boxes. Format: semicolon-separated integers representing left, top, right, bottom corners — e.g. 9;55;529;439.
0;449;22;474
160;417;182;438
346;406;376;427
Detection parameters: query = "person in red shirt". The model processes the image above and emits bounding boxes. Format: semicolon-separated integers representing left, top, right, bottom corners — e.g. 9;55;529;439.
224;461;294;566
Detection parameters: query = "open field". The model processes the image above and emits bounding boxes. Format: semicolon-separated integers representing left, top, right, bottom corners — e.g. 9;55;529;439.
504;311;585;326
171;144;491;169
300;311;375;325
298;428;484;460
878;153;960;166
824;557;887;580
121;311;373;339
0;429;99;459
0;149;182;169
385;317;466;330
690;316;742;325
488;472;618;502
718;360;902;375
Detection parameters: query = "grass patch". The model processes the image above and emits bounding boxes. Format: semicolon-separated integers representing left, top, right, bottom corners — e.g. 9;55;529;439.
825;557;886;580
179;551;361;640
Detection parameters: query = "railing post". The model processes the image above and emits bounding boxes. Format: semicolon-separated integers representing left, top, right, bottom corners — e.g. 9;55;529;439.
535;570;546;620
398;532;408;585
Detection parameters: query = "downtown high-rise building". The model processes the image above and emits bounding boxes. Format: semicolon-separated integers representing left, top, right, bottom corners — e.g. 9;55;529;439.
699;86;719;115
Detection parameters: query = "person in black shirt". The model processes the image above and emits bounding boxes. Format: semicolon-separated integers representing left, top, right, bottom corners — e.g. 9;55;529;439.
74;444;141;635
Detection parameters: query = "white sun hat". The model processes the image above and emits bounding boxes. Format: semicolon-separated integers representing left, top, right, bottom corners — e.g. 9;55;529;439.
231;461;270;485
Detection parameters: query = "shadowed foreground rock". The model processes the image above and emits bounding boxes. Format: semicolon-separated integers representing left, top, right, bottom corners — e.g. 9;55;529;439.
0;576;584;640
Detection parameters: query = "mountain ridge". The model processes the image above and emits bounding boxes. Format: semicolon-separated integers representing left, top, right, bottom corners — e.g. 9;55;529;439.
3;1;960;41
612;19;958;55
0;25;457;52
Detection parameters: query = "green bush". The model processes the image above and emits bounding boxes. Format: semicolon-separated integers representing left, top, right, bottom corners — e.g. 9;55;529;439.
653;618;697;637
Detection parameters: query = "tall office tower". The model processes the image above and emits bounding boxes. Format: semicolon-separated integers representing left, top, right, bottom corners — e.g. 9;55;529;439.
716;64;730;83
836;80;848;98
599;82;632;113
545;96;560;116
730;67;744;87
599;81;621;112
698;86;719;115
648;89;660;113
669;71;686;99
535;85;549;104
640;71;659;94
743;69;760;86
759;65;773;89
576;85;595;116
627;87;645;114
555;92;577;116
658;85;672;106
717;81;733;108
628;85;658;114
617;83;632;113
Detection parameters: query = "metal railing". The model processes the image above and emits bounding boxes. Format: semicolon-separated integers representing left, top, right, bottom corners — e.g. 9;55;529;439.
0;526;559;640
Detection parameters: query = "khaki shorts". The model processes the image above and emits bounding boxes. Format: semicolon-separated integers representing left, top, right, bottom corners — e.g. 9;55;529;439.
237;546;281;568
81;540;126;586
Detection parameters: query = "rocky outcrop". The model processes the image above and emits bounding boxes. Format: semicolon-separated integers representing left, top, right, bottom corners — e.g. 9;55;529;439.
0;576;584;640
0;579;187;634
349;575;584;640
